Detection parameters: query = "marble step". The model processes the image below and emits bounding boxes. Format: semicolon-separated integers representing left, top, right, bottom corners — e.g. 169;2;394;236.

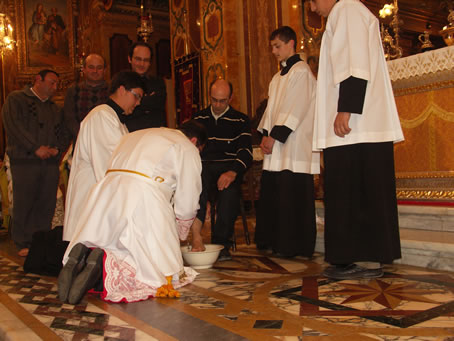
398;204;454;232
314;203;454;272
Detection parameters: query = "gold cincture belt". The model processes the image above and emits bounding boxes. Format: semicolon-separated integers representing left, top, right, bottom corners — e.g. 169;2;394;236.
106;169;165;183
106;169;150;179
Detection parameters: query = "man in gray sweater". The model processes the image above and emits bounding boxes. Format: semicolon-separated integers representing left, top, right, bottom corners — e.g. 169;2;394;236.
2;69;70;257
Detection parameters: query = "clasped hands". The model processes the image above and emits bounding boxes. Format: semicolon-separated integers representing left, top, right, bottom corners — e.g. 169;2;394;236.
35;145;58;160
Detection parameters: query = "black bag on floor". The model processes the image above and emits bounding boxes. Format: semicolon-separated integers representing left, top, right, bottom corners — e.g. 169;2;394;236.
23;226;69;277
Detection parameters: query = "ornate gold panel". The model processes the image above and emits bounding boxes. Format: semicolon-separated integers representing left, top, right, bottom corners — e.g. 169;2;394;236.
394;87;454;200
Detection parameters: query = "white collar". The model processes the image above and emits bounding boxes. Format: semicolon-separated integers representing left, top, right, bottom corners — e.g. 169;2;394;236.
30;87;48;102
210;105;230;120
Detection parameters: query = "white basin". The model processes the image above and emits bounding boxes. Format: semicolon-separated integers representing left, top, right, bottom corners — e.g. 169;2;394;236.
181;244;224;269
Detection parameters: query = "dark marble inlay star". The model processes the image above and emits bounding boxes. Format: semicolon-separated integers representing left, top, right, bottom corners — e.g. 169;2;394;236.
325;279;442;309
271;274;454;328
253;320;283;329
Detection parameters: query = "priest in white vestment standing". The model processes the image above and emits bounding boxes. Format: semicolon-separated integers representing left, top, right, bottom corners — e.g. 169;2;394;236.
63;71;145;242
310;0;404;279
58;121;207;304
255;26;320;258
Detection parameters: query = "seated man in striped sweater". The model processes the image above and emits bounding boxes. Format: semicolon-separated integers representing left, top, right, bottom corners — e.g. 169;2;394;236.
191;79;252;261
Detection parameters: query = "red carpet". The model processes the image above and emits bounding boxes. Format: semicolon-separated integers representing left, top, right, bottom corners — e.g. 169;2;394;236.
398;200;454;207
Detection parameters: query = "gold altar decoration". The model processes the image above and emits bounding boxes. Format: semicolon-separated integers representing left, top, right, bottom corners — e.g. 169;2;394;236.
137;0;154;42
379;0;402;60
0;12;14;102
0;11;15;157
389;46;454;200
440;1;454;46
0;13;14;52
441;26;454;46
418;31;434;51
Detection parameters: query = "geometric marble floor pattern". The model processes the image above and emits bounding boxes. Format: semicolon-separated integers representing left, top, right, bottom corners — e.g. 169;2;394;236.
2;240;454;341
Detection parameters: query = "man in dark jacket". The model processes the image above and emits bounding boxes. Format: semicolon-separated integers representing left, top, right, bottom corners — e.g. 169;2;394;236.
191;79;252;261
125;41;167;132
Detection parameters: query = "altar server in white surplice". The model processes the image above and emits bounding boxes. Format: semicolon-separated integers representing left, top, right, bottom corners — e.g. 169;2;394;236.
63;71;144;242
310;0;404;280
58;121;206;304
255;26;320;258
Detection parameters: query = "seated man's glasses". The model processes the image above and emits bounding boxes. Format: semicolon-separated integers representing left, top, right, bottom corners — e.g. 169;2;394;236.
210;97;229;105
128;89;142;100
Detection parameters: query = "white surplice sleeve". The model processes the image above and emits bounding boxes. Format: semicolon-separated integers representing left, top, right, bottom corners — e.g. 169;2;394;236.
329;3;371;85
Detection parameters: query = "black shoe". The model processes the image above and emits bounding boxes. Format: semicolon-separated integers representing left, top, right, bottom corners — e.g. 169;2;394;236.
58;243;90;302
323;264;383;280
322;264;349;277
256;243;271;251
217;249;232;262
271;251;297;259
67;248;104;305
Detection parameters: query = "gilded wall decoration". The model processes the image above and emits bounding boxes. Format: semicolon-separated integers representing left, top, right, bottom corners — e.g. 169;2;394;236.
170;0;187;60
173;25;187;59
301;1;325;76
171;0;184;13
199;0;225;107
245;0;278;117
302;1;325;37
202;0;223;54
76;0;109;60
170;0;185;27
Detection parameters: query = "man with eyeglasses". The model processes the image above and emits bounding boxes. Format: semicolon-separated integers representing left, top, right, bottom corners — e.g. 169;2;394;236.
125;41;167;132
63;54;109;142
63;71;145;242
191;79;252;261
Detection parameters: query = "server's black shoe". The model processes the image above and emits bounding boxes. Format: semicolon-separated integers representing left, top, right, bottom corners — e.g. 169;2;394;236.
323;264;383;280
256;243;271;251
271;250;298;258
58;243;90;302
322;264;350;277
217;248;232;262
68;248;104;305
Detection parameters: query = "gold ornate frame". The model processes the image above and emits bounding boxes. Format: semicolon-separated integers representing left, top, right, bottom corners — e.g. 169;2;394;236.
15;0;75;88
396;171;454;201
